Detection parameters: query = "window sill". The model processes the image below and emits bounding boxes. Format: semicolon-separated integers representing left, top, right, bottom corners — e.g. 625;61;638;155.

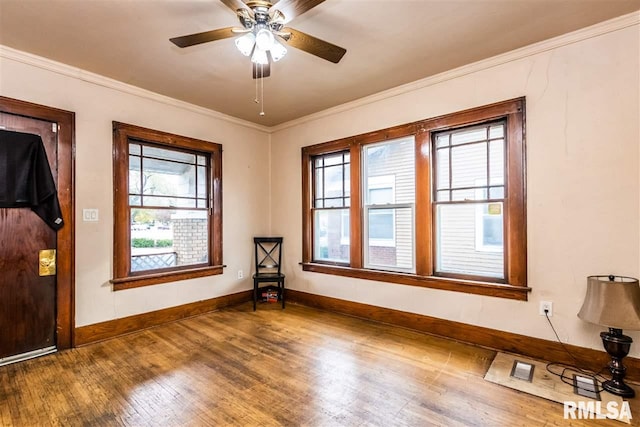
301;263;529;300
111;265;224;291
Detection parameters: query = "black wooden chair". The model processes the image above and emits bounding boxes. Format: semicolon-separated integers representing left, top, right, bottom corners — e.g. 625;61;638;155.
253;237;285;311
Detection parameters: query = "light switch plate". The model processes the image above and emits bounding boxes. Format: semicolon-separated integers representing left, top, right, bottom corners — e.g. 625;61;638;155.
83;208;99;222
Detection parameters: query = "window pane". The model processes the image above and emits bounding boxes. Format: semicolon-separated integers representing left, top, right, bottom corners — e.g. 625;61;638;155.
436;134;449;148
142;196;197;208
451;127;486;145
143;145;196;164
451;143;487;188
129;195;141;206
314;151;349;209
130;208;208;272
451;188;487;201
314;167;323;202
324;165;344;198
437;190;450;202
325;198;346;208
489;139;504;186
489;124;504;139
369;208;393;239
436;148;450;190
344;164;351;197
323;153;344;166
482;204;504;246
366;207;413;270
129;144;141;155
489;186;504;199
314;209;349;263
341;210;350;241
435;203;503;278
364;137;415;204
142;158;197;198
197;155;206;165
129;155;142;195
369;188;393;205
197;166;207;199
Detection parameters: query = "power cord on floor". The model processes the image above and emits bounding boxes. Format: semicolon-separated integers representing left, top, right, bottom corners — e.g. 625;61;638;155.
543;309;608;394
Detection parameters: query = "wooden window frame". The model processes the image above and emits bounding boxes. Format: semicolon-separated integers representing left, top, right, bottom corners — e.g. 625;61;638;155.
111;122;223;291
301;98;528;300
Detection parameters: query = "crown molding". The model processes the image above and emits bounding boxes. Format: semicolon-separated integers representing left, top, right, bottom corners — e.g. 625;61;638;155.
0;45;271;134
270;11;640;133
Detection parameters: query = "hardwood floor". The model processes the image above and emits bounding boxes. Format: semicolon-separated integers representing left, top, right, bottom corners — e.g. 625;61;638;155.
1;302;639;426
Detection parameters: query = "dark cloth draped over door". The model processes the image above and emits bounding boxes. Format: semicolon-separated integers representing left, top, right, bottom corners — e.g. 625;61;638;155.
0;129;64;230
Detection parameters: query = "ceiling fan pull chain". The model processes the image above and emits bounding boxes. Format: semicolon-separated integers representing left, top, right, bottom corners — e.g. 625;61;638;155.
254;68;259;104
259;63;265;116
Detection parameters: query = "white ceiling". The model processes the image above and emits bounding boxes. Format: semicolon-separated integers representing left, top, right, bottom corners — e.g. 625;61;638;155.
1;0;638;127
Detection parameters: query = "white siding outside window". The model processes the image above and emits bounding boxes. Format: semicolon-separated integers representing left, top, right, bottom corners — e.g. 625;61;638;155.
363;137;415;272
434;122;505;279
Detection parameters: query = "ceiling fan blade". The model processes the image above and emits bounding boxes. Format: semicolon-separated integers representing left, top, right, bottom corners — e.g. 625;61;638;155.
272;0;325;24
219;0;250;13
252;61;271;79
170;27;237;48
282;27;346;63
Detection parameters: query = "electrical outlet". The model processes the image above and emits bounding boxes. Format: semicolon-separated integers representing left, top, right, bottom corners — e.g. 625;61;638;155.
539;301;553;317
237;270;243;280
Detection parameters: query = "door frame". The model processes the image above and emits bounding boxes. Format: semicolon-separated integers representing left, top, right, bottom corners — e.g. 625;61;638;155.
0;96;75;349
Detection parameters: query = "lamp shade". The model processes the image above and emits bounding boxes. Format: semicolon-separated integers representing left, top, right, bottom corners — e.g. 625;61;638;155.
578;275;640;330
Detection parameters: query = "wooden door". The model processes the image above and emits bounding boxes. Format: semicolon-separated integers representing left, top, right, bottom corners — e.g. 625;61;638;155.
0;96;75;363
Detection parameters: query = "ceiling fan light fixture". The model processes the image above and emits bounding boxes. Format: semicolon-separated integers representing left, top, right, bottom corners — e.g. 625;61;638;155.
251;47;269;65
255;28;274;51
270;39;287;62
235;32;256;56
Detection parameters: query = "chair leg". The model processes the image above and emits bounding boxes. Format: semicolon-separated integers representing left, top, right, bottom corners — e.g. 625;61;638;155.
281;279;285;309
253;280;257;311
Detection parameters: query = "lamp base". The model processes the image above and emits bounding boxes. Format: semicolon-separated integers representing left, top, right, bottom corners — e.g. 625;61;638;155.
602;379;635;398
601;329;635;398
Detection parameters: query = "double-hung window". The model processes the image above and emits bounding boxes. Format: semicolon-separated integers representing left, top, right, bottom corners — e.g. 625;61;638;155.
312;151;350;264
302;98;527;300
363;137;415;272
112;122;223;290
433;121;506;279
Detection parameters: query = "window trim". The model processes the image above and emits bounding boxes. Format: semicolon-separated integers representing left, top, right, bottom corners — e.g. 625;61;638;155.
301;98;528;300
112;122;223;290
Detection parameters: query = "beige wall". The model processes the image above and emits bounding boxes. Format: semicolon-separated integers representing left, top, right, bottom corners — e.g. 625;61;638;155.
270;22;640;355
0;52;271;327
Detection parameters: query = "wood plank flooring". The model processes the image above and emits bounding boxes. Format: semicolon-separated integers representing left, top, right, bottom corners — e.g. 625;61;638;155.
1;302;639;426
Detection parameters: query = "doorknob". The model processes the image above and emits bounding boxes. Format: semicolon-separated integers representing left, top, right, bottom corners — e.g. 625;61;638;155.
39;249;56;276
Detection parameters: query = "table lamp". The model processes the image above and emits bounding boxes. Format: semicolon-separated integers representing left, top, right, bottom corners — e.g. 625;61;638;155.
578;275;640;397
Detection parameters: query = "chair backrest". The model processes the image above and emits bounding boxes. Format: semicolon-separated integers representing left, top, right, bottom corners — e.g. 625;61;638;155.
254;237;283;275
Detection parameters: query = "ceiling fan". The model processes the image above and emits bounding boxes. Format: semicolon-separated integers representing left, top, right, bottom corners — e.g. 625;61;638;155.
170;0;347;79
